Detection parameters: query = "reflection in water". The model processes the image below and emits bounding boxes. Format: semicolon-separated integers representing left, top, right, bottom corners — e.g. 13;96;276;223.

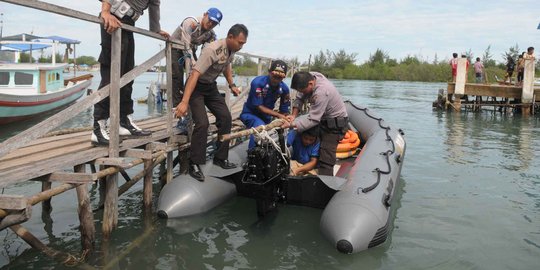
444;113;466;164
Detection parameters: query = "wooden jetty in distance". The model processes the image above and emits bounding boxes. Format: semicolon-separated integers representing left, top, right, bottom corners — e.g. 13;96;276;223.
0;0;281;266
437;58;538;115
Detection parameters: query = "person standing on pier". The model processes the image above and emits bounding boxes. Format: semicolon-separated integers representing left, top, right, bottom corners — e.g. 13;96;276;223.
450;53;458;82
170;8;223;135
92;0;170;145
240;60;291;149
503;55;516;84
473;57;484;84
282;71;348;176
174;24;247;181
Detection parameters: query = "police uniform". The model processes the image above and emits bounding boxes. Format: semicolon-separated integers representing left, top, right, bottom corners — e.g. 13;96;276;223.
240;75;290;148
189;39;235;165
171;16;217;107
292;72;348;176
94;0;162;121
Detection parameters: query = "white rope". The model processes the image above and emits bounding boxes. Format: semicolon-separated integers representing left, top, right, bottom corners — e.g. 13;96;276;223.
251;125;289;164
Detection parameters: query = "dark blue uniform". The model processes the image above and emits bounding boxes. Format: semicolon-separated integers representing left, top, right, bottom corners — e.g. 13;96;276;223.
240;75;290;148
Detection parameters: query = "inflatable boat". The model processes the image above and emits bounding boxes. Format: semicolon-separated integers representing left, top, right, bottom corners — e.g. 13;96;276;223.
157;100;406;254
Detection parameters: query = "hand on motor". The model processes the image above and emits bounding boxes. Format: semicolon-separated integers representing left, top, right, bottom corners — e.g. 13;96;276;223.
175;101;188;118
101;12;122;34
230;86;241;97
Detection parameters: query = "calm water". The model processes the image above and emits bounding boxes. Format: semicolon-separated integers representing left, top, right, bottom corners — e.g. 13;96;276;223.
1;77;539;269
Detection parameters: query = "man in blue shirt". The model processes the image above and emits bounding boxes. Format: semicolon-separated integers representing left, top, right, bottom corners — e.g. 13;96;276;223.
287;126;320;176
240;60;291;149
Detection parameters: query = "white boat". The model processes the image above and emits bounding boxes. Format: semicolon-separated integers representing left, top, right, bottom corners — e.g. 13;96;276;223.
0;34;92;124
0;63;92;124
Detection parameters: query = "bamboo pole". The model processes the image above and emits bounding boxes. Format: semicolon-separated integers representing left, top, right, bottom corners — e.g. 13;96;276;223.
9;224;80;266
220;119;284;142
74;164;95;252
143;144;155;209
102;29;121;239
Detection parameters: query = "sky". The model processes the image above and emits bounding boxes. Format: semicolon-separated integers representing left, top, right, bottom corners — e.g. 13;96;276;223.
1;0;539;65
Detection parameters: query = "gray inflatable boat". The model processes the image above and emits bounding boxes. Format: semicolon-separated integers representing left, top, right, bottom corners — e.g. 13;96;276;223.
157;100;406;254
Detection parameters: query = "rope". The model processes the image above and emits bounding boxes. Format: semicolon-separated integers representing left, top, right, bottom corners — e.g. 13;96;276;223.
251;126;289;164
348;102;397;194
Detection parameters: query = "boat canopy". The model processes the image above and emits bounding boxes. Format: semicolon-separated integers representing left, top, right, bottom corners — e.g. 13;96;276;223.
1;43;51;52
1;33;80;52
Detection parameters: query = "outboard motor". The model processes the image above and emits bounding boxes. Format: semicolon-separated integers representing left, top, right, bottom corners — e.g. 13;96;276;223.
241;130;289;217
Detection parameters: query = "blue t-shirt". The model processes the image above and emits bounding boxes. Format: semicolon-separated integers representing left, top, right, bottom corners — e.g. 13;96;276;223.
241;75;290;123
287;130;320;164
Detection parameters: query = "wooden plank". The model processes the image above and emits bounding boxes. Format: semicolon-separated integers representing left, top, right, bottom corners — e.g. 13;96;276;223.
95;158;135;168
109;29;121;159
0;136;88;163
165;43;174;185
1;0;183;46
0;142;93;171
0;49;166;159
0;195;27;210
455;58;467;95
522;59;535;103
74;164;95;252
121;149;153;159
48;172;98;183
143;144;153;209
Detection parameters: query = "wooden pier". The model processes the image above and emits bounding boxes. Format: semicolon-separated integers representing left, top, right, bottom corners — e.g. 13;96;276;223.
442;57;538;114
0;0;278;266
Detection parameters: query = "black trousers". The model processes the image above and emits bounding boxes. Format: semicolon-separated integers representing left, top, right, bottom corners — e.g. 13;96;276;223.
189;81;232;164
318;128;346;176
171;49;184;107
93;16;135;121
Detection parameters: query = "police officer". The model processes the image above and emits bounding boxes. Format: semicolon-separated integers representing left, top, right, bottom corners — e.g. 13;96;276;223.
92;0;170;145
170;8;222;134
240;60;290;149
283;71;348;176
175;24;248;181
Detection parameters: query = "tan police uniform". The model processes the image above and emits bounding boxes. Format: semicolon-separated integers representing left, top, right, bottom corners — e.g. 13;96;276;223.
189;39;235;165
292;72;348;176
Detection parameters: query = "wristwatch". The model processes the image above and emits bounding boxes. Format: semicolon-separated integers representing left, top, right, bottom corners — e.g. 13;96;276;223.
228;83;237;89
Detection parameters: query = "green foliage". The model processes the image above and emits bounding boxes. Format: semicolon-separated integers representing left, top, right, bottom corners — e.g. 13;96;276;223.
73;55;98;66
230;49;521;82
18;53;33;63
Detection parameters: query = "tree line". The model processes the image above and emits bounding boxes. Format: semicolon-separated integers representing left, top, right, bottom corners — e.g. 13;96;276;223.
233;45;539;82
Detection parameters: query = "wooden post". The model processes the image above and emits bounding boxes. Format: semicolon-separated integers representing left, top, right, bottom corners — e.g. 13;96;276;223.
521;59;535;115
41;181;52;213
452;58;467;111
257;58;263;76
74;164;95;252
165;42;174;185
103;29;121;239
143;144;153;210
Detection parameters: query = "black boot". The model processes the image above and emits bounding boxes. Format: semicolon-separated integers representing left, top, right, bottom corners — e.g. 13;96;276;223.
213;158;237;169
188;162;205;182
91;119;110;146
120;114;151;137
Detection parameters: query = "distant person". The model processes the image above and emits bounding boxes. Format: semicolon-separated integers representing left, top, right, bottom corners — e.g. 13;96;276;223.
92;0;170;145
287;126;320;176
517;53;525;86
240;60;291;149
170;8;222;135
473;57;484;83
450;53;458;82
523;46;535;60
174;24;247;181
503;56;515;84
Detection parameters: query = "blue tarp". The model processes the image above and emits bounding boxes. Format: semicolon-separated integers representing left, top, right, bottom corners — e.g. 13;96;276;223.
1;43;51;52
40;35;80;45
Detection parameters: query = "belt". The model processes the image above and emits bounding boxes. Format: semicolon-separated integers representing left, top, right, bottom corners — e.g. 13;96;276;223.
321;117;348;130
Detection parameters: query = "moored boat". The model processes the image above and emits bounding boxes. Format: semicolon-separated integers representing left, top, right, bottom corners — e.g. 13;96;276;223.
0;63;92;124
157;100;406;254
